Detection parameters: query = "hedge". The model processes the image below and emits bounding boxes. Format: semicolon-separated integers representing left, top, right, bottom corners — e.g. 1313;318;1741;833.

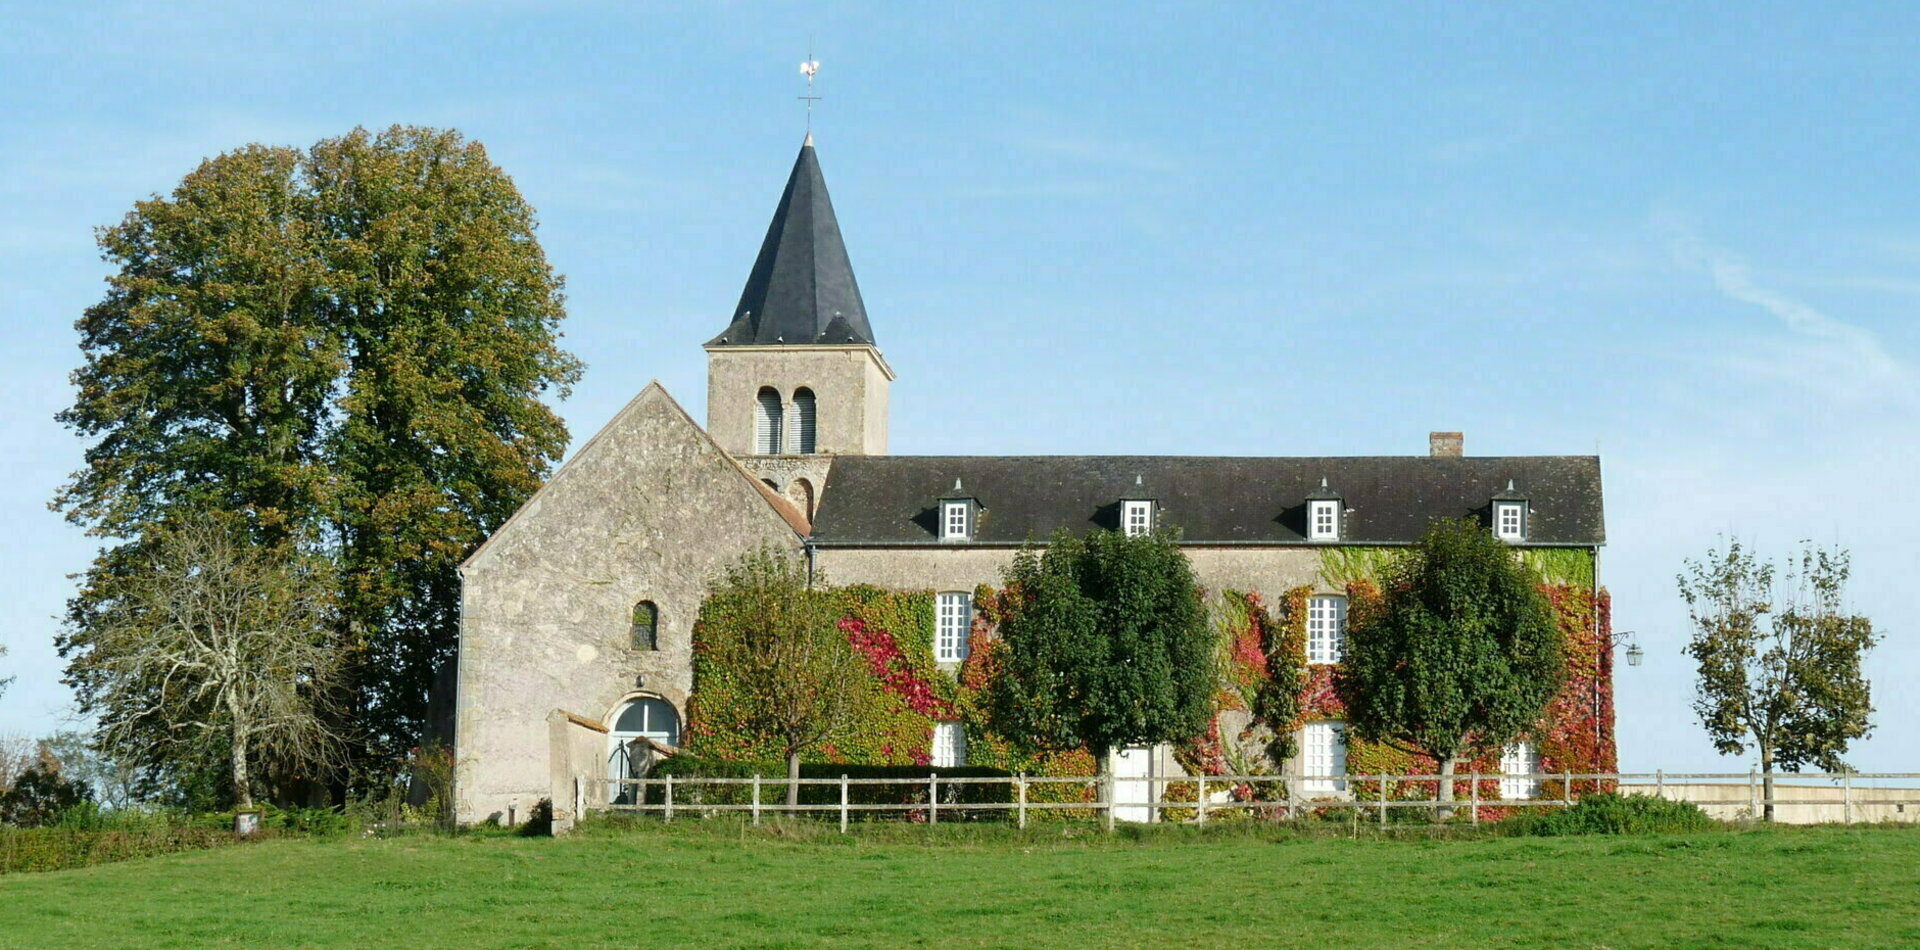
645;757;1014;810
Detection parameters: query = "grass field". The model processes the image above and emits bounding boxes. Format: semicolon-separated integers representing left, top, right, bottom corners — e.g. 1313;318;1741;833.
2;821;1916;949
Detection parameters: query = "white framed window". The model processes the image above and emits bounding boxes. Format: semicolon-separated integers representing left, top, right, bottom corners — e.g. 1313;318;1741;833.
941;501;970;541
1300;722;1347;795
1307;595;1347;664
1500;741;1541;800
936;591;972;662
1122;500;1154;537
932;722;966;767
1495;502;1525;541
1308;499;1339;541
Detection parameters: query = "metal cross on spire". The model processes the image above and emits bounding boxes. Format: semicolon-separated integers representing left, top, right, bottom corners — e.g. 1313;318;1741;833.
798;45;821;135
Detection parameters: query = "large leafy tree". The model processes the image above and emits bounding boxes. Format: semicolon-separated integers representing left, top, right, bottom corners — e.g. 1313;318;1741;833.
1336;518;1565;817
1678;539;1876;821
991;528;1215;767
55;126;581;790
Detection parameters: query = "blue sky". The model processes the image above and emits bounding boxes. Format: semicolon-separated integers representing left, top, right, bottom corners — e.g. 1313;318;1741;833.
3;2;1917;774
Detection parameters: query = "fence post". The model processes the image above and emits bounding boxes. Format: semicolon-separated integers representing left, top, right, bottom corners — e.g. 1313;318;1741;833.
929;774;939;826
1103;773;1116;833
1378;775;1387;827
1017;773;1028;830
664;773;674;825
1844;771;1854;825
752;774;761;826
1470;772;1479;827
1197;775;1208;826
1655;769;1664;800
1749;768;1759;821
840;774;849;834
1562;770;1572;808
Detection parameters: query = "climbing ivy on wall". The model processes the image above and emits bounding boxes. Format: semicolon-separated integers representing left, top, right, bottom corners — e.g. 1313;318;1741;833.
683;550;1615;820
684;584;948;766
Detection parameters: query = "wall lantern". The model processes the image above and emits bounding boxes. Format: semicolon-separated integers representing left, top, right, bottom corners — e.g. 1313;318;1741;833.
1618;630;1643;667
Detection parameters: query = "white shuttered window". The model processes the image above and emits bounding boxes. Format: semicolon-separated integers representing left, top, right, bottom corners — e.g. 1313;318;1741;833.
936;592;972;662
1307;596;1347;664
1300;722;1347;794
792;388;817;454
933;722;966;767
755;388;783;454
1122;500;1153;537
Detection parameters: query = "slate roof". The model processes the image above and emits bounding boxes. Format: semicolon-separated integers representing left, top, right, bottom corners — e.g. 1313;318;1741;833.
807;456;1604;546
708;136;876;347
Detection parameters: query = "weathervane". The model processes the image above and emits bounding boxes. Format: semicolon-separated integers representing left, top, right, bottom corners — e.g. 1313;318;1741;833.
799;45;821;133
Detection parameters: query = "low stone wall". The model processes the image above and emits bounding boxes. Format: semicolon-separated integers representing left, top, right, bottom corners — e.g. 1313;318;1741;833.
547;709;610;834
1619;782;1920;824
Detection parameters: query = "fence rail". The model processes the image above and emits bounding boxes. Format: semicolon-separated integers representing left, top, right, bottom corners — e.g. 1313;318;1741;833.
597;770;1920;831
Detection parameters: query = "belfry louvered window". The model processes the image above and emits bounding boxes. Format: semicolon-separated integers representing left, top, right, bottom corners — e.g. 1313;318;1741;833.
755;388;783;454
792;388;817;454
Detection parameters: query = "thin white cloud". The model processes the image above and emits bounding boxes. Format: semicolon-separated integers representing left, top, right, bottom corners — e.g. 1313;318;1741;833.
1662;221;1912;404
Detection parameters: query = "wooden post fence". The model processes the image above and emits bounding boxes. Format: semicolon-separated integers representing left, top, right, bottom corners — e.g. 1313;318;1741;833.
840;775;849;833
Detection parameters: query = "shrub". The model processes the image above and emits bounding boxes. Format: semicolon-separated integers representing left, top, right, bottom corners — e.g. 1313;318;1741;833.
1506;793;1716;836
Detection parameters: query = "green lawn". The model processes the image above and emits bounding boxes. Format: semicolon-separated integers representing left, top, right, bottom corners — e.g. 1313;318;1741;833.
2;822;1916;949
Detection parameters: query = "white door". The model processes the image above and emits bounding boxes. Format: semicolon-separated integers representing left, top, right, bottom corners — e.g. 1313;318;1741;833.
1112;746;1155;823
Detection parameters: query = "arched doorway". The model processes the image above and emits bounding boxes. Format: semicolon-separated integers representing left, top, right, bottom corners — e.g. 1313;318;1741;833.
606;696;681;804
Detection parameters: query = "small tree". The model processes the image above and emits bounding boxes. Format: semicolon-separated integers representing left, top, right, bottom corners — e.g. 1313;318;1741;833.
0;758;91;828
701;548;872;809
1336;518;1565;818
1678;539;1877;821
991;529;1215;768
60;514;347;810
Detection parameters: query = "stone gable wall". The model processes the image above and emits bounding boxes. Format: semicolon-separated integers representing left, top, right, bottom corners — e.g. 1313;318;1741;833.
455;384;802;823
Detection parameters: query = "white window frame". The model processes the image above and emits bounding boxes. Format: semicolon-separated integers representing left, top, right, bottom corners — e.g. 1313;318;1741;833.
1121;500;1154;537
941;501;970;541
1299;722;1347;795
1500;740;1541;800
1495;502;1525;541
1307;595;1347;664
932;721;966;767
1308;500;1340;541
936;591;972;663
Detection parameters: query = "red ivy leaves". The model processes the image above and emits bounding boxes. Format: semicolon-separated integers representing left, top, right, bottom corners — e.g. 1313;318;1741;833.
842;617;956;720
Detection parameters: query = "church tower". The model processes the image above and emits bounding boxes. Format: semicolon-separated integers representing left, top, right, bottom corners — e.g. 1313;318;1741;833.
706;135;894;492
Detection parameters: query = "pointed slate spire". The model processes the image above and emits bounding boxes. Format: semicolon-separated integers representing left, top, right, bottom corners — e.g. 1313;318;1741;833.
709;137;875;347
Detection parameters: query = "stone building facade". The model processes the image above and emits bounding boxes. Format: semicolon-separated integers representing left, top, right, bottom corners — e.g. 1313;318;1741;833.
453;137;1607;824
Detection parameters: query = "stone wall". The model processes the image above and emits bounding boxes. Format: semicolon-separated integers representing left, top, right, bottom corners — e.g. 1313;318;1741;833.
704;344;893;457
813;544;1336;603
455;383;804;824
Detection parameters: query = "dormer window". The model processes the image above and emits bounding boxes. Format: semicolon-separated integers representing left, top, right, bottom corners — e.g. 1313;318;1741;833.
1122;499;1154;537
1306;478;1343;542
1493;480;1529;543
939;479;978;542
1309;501;1339;540
942;501;971;540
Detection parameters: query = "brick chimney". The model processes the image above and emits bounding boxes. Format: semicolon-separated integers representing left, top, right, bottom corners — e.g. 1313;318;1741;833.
1429;431;1463;458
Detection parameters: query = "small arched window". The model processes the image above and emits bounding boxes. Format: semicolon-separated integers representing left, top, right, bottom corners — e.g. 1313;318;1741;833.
791;478;816;520
755;387;784;454
792;388;817;454
630;601;659;651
